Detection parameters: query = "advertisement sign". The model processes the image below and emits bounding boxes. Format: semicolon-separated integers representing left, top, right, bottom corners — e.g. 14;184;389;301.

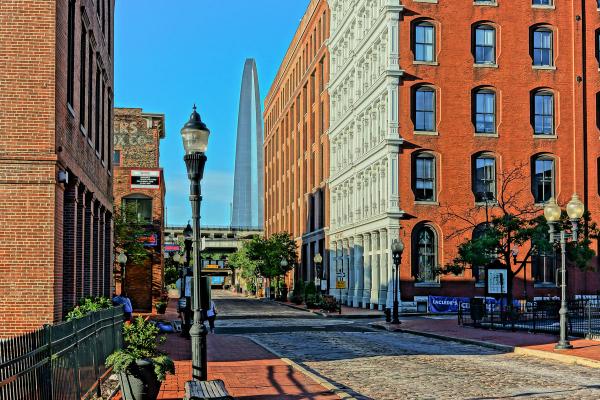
428;296;470;313
487;268;509;295
138;233;157;247
164;244;180;252
336;280;346;289
131;170;160;189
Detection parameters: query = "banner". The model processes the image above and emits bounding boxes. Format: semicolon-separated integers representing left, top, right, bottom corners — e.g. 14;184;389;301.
428;296;470;313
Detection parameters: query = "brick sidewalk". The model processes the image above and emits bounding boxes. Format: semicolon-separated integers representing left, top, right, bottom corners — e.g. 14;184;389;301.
375;317;600;365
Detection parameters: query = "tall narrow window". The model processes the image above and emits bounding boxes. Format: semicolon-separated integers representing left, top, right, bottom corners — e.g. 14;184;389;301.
474;25;495;64
473;155;496;202
87;42;94;137
415;87;435;131
414;154;436;201
113;150;121;166
532;250;556;285
95;63;101;152
533;28;553;66
79;29;87;128
67;0;76;107
474;90;496;133
414;22;435;62
414;226;438;283
533;156;555;203
533;91;554;135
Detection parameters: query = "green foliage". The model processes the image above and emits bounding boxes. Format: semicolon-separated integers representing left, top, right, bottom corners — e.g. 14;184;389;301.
164;265;179;286
114;204;152;267
318;295;339;312
304;281;320;308
155;301;167;314
289;280;305;304
66;296;113;321
105;317;175;381
245;232;298;279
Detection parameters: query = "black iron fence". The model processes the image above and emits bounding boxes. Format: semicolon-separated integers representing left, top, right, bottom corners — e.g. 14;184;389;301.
0;306;124;400
458;298;600;339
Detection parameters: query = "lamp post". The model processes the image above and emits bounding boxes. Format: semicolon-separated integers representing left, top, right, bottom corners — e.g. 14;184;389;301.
117;252;127;295
313;253;322;292
543;195;584;350
181;105;210;381
391;239;404;325
279;258;288;300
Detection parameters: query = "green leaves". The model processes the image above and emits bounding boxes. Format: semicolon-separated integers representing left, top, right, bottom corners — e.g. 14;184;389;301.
114;203;152;266
65;296;113;321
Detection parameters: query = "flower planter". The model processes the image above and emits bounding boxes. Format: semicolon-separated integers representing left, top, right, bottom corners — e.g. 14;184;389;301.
118;359;161;400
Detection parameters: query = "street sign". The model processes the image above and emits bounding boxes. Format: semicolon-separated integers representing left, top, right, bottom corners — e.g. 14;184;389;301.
336;272;346;278
336;280;346;289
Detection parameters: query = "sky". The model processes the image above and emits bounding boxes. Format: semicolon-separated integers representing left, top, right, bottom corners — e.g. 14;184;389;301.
114;1;310;227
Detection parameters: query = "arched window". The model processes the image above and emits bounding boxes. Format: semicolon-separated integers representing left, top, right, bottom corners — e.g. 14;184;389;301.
532;90;554;135
532;249;556;286
532;155;555;203
413;226;438;283
474;24;496;64
414;22;435;62
473;154;496;202
122;194;153;223
474;89;496;134
414;86;436;131
532;27;553;66
414;153;436;201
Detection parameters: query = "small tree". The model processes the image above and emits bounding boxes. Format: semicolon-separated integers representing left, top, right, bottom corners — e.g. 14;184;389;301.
441;162;598;305
246;232;297;279
113;204;152;267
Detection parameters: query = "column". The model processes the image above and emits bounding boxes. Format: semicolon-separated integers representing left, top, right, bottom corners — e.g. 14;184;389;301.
362;233;371;308
388;152;400;212
387;227;401;309
62;179;79;317
336;241;343;302
347;237;355;305
76;184;86;301
344;239;351;304
329;241;336;296
92;201;101;297
353;235;364;308
104;211;113;297
379;229;389;309
98;205;105;297
84;191;94;297
370;231;380;309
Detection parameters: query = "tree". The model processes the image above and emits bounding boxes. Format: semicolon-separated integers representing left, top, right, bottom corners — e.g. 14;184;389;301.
245;232;297;279
113;204;152;266
441;162;598;304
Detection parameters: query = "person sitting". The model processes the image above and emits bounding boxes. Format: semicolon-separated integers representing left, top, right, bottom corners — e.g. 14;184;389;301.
112;291;133;322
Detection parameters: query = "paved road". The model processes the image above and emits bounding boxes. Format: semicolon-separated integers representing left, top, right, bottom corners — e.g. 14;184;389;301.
212;291;600;399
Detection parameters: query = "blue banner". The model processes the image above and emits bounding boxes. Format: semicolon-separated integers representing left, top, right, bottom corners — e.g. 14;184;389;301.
428;296;470;313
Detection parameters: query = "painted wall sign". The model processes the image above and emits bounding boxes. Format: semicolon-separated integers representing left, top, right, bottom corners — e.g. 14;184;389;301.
487;268;509;294
131;170;160;189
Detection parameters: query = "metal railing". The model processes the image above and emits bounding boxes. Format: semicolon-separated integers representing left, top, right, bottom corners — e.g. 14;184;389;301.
0;306;124;400
458;299;600;339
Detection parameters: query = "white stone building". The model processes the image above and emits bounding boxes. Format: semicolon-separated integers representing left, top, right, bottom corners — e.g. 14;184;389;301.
327;0;404;309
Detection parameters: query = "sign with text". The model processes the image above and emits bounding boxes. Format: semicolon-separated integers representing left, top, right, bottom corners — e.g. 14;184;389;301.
428;296;470;314
336;280;346;289
131;170;160;189
138;233;157;247
487;268;509;295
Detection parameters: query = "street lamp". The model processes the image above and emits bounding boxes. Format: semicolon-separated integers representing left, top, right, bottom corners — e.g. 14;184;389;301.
391;239;404;325
181;105;210;381
313;253;323;291
543;195;584;350
117;252;127;295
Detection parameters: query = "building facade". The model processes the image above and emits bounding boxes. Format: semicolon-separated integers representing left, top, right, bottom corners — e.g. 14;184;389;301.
328;0;600;310
264;0;330;286
113;108;166;312
327;0;404;309
0;0;115;336
232;59;264;229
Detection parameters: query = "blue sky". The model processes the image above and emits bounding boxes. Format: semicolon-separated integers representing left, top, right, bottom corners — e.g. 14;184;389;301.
114;1;309;226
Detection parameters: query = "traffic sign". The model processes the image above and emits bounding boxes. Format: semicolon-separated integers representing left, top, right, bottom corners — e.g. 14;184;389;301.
336;280;346;289
336;272;346;278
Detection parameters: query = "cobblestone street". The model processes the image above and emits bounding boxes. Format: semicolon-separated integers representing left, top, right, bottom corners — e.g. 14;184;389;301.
213;292;600;400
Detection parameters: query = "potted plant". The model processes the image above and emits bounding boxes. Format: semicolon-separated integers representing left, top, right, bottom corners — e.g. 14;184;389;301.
106;317;175;400
155;300;167;314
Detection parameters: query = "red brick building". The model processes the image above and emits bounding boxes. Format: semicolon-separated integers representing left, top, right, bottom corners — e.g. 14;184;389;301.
264;0;330;286
113;108;166;312
395;0;600;305
0;0;115;336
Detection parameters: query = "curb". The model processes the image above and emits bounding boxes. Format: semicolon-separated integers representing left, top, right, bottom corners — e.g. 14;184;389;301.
369;322;600;368
246;337;358;400
275;300;385;319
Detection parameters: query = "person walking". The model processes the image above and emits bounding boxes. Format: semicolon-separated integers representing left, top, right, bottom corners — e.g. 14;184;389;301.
206;300;218;334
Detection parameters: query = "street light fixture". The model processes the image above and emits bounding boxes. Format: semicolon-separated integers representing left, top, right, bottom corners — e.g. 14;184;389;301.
391;239;404;325
117;252;127;295
181;105;210;381
544;195;584;350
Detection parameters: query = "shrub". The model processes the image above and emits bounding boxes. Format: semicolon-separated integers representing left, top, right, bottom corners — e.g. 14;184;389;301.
318;295;339;312
66;296;113;321
106;317;175;381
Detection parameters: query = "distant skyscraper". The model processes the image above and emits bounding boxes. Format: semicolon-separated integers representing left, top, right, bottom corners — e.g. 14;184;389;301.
232;59;264;228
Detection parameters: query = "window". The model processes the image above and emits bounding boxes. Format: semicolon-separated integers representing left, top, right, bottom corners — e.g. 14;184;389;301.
533;91;554;134
94;63;101;152
474;25;495;64
532;0;552;5
533;156;555;203
533;28;553;66
415;154;436;201
414;87;435;131
413;226;438;283
473;155;496;202
122;196;152;223
67;0;76;107
533;250;556;285
79;29;87;127
414;22;435;62
113;150;121;166
474;90;496;133
87;41;94;137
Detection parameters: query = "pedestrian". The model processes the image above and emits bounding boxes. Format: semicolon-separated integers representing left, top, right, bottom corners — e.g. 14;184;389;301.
206;300;218;334
112;291;133;323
